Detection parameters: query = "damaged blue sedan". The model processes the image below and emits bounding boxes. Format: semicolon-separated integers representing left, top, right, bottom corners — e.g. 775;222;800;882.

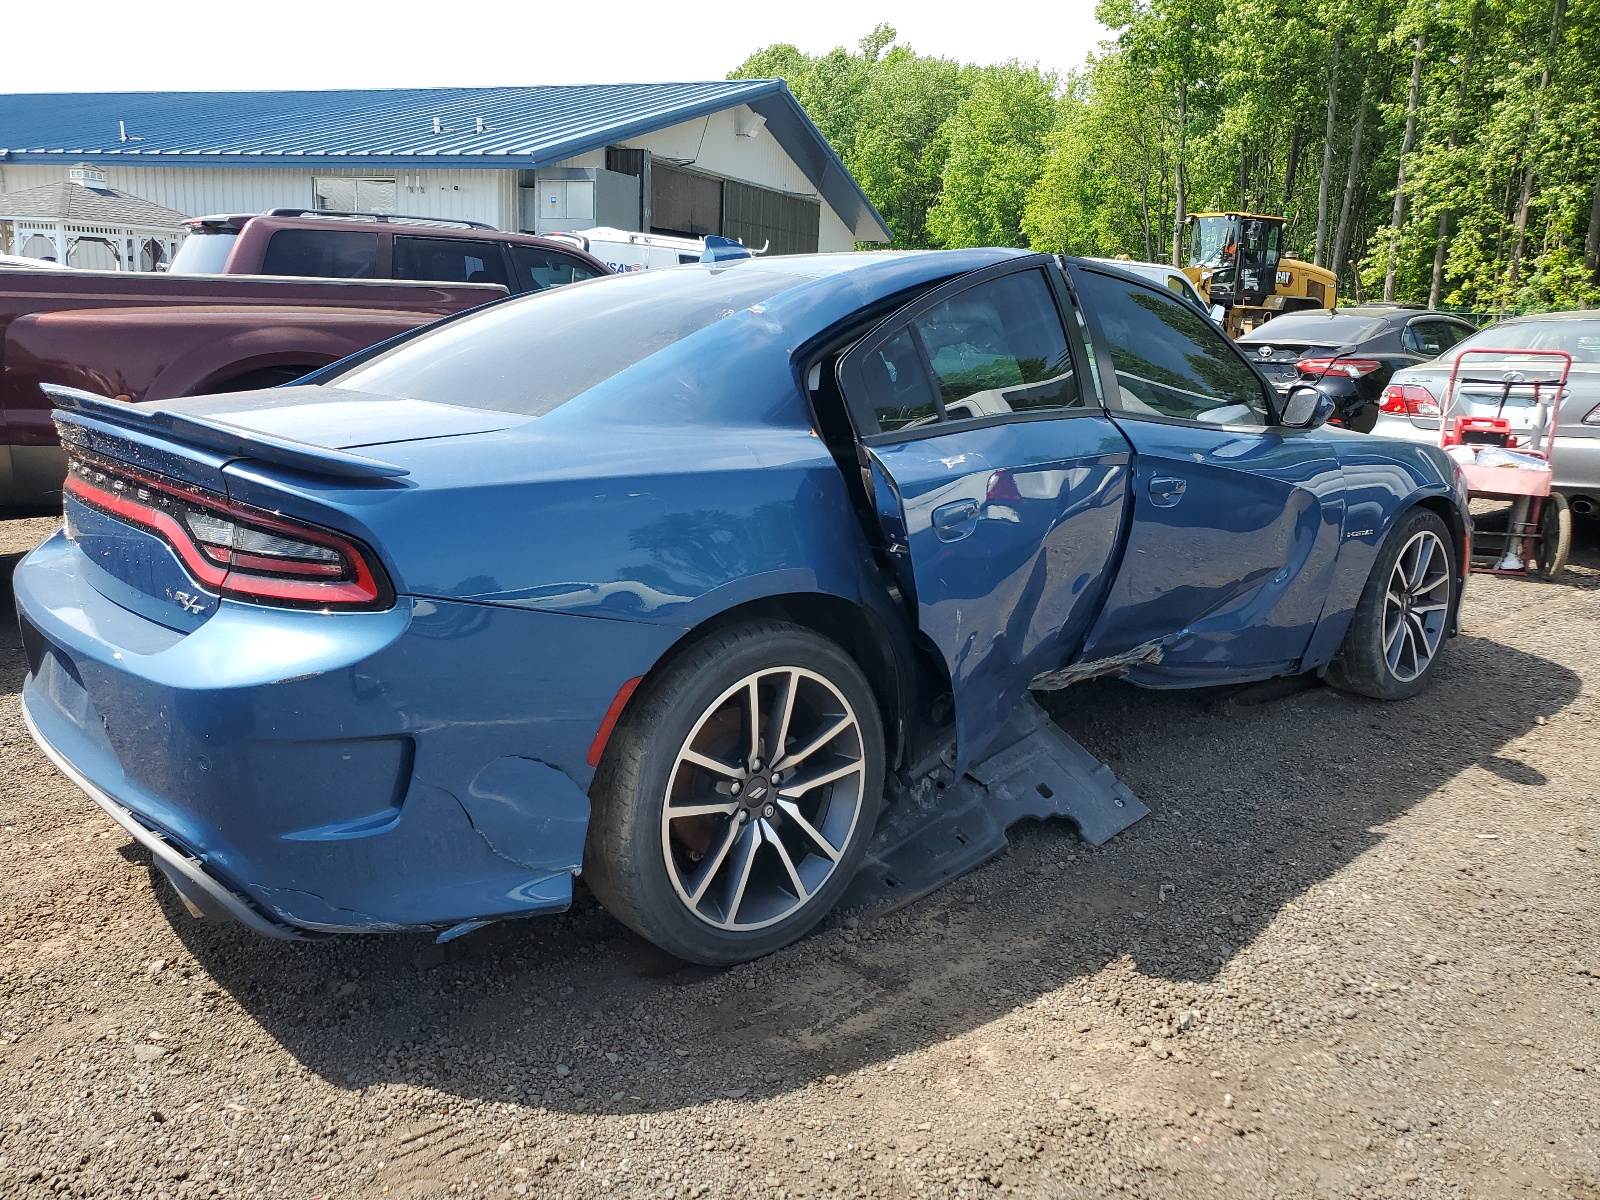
15;250;1470;964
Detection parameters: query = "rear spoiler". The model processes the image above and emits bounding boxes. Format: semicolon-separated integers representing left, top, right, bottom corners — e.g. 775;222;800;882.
44;385;410;481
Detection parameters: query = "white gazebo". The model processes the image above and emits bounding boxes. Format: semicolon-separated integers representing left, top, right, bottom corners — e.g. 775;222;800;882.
0;164;187;271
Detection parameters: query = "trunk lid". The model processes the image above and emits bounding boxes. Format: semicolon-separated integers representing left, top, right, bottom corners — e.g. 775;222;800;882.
1390;362;1600;436
51;383;490;630
1242;339;1346;392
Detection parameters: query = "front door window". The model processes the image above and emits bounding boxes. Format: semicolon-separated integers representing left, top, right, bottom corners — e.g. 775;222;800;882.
1077;272;1270;427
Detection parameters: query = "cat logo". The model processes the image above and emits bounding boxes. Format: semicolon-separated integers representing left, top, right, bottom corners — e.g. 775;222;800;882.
1276;269;1293;287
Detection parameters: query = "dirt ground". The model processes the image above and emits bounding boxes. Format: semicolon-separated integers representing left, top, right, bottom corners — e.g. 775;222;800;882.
1;510;1597;1200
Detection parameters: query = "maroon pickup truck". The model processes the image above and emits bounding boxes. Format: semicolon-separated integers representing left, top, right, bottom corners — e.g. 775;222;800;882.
0;212;609;507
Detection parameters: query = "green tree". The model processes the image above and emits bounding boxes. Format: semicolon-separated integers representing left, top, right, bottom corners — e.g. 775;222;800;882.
925;62;1061;248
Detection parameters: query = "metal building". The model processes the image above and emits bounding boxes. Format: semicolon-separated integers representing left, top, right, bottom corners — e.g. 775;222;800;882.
0;83;891;257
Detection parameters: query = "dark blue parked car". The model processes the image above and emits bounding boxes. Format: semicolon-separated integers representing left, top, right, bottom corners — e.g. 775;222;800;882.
15;250;1470;964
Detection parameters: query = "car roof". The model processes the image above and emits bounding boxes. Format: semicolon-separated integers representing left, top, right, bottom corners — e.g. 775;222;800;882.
185;211;585;251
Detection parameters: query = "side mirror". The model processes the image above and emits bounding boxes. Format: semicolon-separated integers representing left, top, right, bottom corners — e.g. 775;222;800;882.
1280;384;1336;430
1209;303;1226;323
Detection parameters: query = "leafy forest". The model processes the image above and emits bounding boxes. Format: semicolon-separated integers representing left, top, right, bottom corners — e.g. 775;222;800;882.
730;0;1600;313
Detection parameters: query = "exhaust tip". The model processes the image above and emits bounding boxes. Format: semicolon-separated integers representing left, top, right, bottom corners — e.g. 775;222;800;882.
1570;494;1597;518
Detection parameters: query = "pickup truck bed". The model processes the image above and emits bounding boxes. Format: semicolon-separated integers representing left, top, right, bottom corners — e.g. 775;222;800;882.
0;267;504;507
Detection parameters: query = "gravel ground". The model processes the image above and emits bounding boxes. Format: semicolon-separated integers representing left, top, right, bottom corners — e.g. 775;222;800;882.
2;511;1597;1200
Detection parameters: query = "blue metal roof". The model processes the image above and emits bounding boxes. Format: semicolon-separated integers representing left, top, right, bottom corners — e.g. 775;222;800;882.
0;83;890;241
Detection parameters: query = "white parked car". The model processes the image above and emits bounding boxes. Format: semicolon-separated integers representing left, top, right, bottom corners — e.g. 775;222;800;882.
1371;311;1600;518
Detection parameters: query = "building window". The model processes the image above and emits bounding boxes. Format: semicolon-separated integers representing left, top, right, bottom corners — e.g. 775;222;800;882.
314;177;399;215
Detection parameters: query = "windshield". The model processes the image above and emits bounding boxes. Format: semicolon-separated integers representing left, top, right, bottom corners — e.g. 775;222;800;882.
329;266;806;417
1444;319;1600;364
169;229;238;275
1186;217;1237;269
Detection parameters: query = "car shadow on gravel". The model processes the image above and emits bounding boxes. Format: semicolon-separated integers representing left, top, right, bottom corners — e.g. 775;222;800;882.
142;626;1581;1115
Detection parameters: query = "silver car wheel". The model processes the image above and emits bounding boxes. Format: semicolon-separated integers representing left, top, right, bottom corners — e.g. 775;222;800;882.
659;666;866;931
1382;529;1451;683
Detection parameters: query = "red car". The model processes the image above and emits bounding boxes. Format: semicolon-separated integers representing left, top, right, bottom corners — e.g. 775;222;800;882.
1;212;609;507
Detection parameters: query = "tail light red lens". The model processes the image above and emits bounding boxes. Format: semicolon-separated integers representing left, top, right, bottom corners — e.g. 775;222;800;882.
1378;384;1441;417
63;451;392;609
1297;357;1383;378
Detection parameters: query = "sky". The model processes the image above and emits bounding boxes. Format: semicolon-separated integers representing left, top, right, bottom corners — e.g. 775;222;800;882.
2;0;1110;93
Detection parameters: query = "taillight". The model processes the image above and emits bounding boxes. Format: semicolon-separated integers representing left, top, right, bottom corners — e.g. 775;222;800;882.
63;451;392;609
1298;357;1383;378
1585;402;1600;427
1378;383;1441;417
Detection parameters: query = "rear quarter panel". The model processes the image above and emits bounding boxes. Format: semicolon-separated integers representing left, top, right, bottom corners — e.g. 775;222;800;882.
1300;428;1468;668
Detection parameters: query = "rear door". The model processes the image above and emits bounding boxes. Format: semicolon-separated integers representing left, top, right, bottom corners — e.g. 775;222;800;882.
837;258;1132;767
1068;263;1346;682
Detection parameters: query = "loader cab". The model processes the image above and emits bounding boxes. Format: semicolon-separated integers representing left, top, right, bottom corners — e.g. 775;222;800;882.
1184;213;1283;308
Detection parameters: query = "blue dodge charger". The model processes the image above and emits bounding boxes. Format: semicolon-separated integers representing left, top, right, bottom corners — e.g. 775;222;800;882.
15;250;1470;964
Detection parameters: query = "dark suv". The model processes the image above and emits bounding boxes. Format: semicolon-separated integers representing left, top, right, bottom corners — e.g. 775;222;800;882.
168;209;609;294
1236;305;1478;430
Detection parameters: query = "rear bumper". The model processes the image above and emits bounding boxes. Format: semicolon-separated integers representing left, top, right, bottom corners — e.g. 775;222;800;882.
15;529;679;935
21;700;306;939
1368;417;1600;493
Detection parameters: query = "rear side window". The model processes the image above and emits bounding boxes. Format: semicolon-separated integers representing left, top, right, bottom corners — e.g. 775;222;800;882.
261;230;378;278
509;245;604;291
909;270;1081;420
1402;320;1468;357
393;237;510;288
1078;270;1268;426
328;266;803;417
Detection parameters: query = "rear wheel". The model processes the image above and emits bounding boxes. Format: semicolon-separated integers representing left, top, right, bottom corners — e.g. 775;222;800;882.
1325;508;1456;700
1537;492;1571;582
584;620;883;965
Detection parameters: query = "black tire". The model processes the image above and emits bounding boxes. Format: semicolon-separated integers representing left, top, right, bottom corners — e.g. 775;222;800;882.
583;619;884;965
1537;492;1571;582
1325;507;1457;701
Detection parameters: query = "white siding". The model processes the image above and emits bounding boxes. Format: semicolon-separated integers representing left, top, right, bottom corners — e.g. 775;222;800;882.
0;106;868;248
0;164;520;230
548;107;863;251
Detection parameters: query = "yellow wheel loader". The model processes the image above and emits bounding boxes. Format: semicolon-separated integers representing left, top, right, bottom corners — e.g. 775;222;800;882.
1182;213;1337;338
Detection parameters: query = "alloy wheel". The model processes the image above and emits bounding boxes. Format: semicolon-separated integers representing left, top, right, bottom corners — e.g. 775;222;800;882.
1382;529;1451;683
659;667;867;931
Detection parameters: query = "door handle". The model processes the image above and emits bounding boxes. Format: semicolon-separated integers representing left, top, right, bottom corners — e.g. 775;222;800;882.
931;498;981;543
1148;476;1187;507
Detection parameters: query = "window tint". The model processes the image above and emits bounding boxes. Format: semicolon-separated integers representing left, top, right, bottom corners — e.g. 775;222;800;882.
909;270;1081;421
858;327;940;431
509;245;604;292
328;267;803;417
392;237;510;288
1078;270;1268;426
260;230;378;279
1401;320;1468;357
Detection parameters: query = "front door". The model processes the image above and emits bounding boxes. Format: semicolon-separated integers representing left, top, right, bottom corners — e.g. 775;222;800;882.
1067;262;1346;682
838;260;1132;768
